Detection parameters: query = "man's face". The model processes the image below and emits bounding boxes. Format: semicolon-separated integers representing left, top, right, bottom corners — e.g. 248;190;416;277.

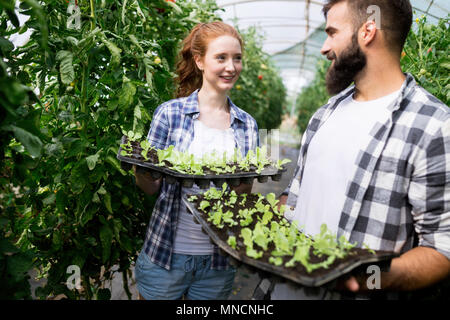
320;2;367;95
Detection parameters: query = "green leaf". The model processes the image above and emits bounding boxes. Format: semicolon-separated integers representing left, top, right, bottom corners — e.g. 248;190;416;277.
0;37;14;56
86;152;100;171
70;163;88;194
2;125;43;158
56;50;75;85
118;80;136;108
104;192;113;214
42;193;56;205
101;38;122;68
165;0;183;14
99;225;113;263
439;61;450;70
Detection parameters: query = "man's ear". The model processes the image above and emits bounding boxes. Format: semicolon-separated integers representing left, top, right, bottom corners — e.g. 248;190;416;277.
360;20;377;46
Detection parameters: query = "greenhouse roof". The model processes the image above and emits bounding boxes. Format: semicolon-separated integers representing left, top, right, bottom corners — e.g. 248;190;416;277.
216;0;449;97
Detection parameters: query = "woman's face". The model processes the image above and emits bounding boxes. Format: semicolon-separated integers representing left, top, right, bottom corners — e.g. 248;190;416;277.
195;35;242;93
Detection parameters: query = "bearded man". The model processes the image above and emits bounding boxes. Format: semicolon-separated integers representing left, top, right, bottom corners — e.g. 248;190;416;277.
256;0;450;300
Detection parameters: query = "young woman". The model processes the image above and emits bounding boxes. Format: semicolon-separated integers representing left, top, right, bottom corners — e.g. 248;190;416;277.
134;22;259;300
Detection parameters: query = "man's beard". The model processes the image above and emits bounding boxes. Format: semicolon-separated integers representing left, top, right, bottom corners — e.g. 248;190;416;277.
325;33;367;95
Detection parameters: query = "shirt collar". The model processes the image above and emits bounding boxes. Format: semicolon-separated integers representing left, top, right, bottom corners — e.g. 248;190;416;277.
327;73;417;112
181;89;246;123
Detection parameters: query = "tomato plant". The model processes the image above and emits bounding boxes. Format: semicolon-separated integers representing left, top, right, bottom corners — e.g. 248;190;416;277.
402;15;449;105
1;0;221;300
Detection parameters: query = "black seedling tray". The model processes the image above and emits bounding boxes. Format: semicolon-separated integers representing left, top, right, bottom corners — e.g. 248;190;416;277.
182;195;399;287
117;135;287;188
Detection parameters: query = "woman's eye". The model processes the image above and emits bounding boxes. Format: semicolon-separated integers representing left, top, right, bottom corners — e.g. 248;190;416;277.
217;56;225;60
234;56;242;61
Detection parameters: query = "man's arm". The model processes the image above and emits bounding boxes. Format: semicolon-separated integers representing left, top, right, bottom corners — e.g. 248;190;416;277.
343;246;450;292
345;118;450;293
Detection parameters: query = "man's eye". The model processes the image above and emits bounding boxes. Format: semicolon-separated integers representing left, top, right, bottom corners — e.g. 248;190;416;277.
217;56;225;60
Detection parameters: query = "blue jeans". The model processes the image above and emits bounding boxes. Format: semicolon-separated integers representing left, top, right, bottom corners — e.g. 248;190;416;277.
134;250;236;300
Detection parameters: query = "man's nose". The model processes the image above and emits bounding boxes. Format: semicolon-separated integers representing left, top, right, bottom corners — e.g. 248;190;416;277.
320;38;331;56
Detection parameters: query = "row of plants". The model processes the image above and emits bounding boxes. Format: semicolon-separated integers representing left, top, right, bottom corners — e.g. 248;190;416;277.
120;131;291;175
0;0;218;300
1;0;288;299
187;185;367;276
295;14;449;134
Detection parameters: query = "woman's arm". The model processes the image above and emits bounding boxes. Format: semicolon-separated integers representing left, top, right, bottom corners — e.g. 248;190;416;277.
231;181;253;195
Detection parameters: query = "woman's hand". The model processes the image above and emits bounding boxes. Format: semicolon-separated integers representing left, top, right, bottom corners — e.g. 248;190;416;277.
134;165;162;196
230;181;253;195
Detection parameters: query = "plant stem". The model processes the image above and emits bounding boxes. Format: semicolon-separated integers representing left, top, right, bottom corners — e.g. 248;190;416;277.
90;0;96;30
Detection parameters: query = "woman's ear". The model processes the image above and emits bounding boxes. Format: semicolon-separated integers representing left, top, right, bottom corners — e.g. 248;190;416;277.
194;54;204;72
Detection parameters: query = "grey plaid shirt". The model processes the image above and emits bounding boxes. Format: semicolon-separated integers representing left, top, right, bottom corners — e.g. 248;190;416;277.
284;73;450;259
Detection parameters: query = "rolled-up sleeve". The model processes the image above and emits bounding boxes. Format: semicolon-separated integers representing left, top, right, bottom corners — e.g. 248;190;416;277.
409;118;450;259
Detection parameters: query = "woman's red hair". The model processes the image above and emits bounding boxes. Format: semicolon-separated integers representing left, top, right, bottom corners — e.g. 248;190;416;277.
175;21;243;98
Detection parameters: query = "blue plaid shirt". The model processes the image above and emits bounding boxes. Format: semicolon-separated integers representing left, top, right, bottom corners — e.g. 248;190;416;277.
142;89;259;270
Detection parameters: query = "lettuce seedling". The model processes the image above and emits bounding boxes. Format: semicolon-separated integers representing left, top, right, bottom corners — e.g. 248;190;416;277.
226;190;238;208
240;228;263;259
246;247;263;259
187;195;198;202
276;158;292;170
204;187;223;200
238;209;253;227
253;222;270;251
227;236;237;249
222;210;237;227
208;210;223;229
156;145;174;166
241;228;253;248
199;200;210;212
140;140;153;161
269;256;283;266
239;194;247;206
265;193;279;210
285;244;313;270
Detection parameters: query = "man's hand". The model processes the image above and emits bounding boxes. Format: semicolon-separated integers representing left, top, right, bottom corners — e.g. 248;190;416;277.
336;246;450;293
278;194;288;211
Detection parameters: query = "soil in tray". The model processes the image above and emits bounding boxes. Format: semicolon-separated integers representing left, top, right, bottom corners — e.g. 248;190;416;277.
122;139;271;176
187;193;387;279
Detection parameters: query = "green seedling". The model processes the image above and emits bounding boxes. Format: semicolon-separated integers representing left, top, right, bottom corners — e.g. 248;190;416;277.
227;236;237;249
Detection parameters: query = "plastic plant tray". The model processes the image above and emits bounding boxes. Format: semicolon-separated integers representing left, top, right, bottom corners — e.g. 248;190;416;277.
182;195;399;287
117;135;287;188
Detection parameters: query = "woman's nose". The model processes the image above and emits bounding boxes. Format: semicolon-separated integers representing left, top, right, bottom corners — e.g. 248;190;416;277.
225;58;236;72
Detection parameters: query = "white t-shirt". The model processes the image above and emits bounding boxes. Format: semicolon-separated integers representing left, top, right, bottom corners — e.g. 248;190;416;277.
173;119;236;255
290;89;401;237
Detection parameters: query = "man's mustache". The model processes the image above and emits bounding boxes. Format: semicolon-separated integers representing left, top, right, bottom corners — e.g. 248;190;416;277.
326;52;336;61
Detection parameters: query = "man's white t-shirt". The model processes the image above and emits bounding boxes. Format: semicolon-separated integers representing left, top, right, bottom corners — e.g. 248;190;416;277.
289;89;401;237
